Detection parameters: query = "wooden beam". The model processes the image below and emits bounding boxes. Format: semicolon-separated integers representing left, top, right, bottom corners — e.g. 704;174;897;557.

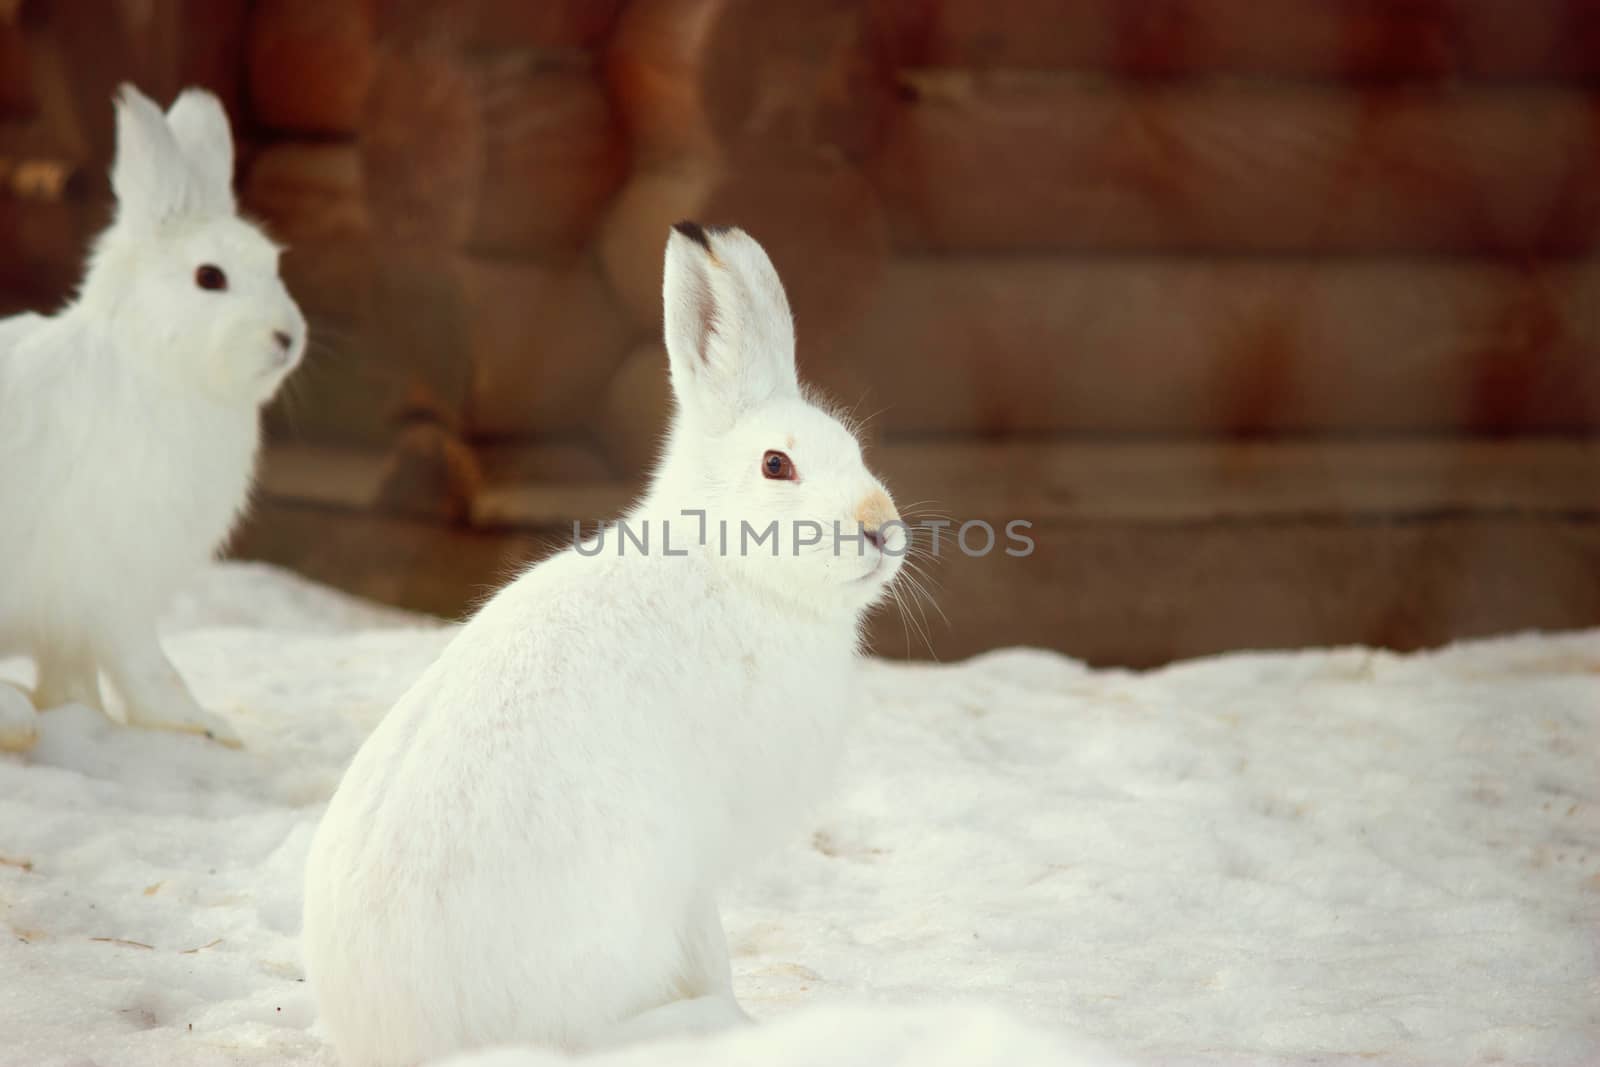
870;74;1600;254
833;257;1600;434
868;0;1600;81
257;438;1600;529
234;439;1600;666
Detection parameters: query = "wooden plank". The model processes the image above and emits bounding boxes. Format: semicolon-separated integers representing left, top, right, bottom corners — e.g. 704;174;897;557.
871;74;1600;254
228;491;1600;667
875;439;1600;523
861;514;1600;666
433;439;1600;531
868;0;1600;81
228;500;532;621
248;0;376;135
835;257;1600;434
254;436;1600;532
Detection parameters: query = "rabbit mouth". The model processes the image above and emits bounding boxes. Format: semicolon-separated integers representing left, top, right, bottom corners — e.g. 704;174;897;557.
853;554;887;584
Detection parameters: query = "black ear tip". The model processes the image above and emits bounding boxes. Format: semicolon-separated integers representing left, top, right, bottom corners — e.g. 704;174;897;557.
672;220;711;249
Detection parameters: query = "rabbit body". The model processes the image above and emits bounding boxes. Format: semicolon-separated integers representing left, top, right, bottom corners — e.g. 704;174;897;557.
0;313;260;665
0;85;304;750
304;542;855;1062
304;223;904;1064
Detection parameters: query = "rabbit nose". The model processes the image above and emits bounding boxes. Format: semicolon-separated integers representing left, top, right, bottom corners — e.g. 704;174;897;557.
273;330;293;351
863;527;884;549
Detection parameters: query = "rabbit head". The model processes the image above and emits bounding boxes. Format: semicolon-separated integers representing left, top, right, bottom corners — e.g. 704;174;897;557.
655;222;905;615
77;85;305;406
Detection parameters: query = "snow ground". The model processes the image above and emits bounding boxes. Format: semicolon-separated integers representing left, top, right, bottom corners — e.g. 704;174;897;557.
1;562;1596;1067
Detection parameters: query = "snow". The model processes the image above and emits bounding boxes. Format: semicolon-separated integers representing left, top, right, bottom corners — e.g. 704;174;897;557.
2;562;1596;1067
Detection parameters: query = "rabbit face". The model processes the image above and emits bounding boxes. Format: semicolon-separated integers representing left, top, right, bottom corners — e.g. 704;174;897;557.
658;222;904;614
77;85;305;407
108;215;305;405
703;396;904;610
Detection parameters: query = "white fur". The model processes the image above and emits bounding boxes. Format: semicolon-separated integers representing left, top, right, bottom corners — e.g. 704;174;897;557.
0;85;305;749
303;225;906;1064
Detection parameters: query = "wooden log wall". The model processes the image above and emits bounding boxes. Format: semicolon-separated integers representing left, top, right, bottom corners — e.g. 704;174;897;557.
230;0;1600;456
5;0;1600;663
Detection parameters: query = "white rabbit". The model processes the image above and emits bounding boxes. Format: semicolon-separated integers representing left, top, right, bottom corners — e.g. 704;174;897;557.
0;85;306;751
303;223;906;1064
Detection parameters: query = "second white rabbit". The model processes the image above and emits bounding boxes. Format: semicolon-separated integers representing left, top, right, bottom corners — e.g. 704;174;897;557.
303;223;906;1063
0;85;306;750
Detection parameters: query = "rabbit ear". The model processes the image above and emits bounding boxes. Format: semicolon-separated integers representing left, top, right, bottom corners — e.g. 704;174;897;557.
662;222;799;432
110;84;195;224
164;88;236;216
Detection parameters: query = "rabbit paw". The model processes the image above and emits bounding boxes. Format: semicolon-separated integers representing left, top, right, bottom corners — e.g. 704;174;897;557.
0;683;39;752
596;995;752;1049
31;650;104;713
126;696;243;749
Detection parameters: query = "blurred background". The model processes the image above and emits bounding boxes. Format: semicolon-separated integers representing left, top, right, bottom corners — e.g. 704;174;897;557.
3;0;1599;665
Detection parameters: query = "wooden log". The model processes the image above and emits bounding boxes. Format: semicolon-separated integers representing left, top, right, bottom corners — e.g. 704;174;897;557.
0;12;32;118
0;197;92;310
243;143;369;243
359;48;479;246
465;53;627;257
254;443;388;512
860;514;1600;666
241;143;373;359
0;128;96;310
599;343;674;477
375;422;485;524
458;258;633;439
872;440;1600;525
360;47;625;255
606;0;896;166
17;0;248;159
242;440;1600;663
263;246;473;446
597;162;718;328
604;0;721;162
870;74;1600;255
868;0;1600;80
595;340;878;482
476;442;615;485
378;0;622;51
248;0;377;135
230;499;530;620
597;157;890;348
838;257;1600;434
141;0;251;118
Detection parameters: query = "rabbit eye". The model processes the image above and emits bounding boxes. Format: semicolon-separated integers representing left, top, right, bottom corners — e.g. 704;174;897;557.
195;264;228;292
762;450;796;481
